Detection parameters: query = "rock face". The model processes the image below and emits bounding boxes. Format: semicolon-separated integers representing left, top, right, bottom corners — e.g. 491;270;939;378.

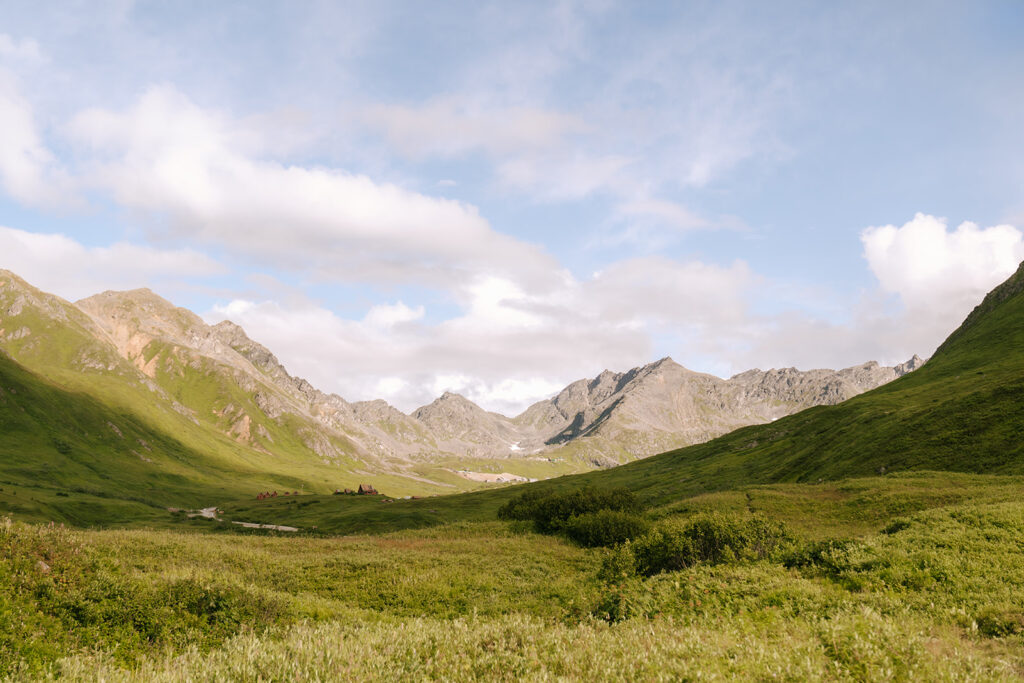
0;269;926;471
76;287;442;464
413;392;530;457
515;356;926;461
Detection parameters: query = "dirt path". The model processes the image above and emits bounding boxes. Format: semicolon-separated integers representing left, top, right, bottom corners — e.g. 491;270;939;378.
231;520;299;532
452;470;536;483
183;506;298;532
186;506;219;519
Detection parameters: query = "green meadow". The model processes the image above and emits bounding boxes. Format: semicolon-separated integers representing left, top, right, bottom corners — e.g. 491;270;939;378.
5;478;1024;680
3;266;1024;679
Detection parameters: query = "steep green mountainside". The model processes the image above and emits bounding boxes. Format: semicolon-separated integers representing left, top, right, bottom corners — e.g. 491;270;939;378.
0;273;484;521
0;344;445;524
234;261;1024;533
0;349;247;523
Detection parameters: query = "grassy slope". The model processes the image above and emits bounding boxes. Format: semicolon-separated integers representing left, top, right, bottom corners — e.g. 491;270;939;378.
6;492;1024;679
0;275;579;519
0;348;338;522
228;262;1024;534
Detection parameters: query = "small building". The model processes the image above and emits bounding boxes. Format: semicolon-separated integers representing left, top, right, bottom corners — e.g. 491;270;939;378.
357;483;378;495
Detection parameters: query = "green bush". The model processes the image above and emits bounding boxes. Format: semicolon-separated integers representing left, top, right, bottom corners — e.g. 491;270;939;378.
783;539;865;575
563;510;650;548
596;543;639;584
627;512;793;577
976;606;1024;637
497;487;642;534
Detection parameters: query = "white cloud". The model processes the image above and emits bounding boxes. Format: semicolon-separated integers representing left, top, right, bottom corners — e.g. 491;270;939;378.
732;213;1024;372
204;257;756;414
64;85;560;291
496;152;633;201
363;301;424;329
0;35;42;62
0;226;224;301
0;68;72;206
616;199;712;232
862;213;1024;315
584;257;754;327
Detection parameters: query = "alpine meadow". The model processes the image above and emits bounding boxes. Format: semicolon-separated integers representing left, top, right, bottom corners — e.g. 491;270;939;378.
2;3;1024;682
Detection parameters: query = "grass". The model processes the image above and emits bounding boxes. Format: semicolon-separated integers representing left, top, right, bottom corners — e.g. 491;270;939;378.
4;264;1024;679
6;488;1024;679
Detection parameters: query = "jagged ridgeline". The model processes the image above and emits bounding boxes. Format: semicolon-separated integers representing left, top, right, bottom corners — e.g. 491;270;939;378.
0;268;920;522
215;260;1024;534
555;259;1024;504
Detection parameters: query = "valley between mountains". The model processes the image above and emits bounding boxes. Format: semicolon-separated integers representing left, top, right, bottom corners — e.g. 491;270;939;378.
0;268;922;512
4;261;1024;680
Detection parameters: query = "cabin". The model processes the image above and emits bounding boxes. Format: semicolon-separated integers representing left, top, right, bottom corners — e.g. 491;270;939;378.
357;483;378;495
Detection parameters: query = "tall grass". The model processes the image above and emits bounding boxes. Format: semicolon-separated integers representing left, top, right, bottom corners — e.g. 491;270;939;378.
4;492;1024;679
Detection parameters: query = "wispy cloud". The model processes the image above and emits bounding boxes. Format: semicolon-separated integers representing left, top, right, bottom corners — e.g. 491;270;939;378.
0;225;224;301
65;86;561;292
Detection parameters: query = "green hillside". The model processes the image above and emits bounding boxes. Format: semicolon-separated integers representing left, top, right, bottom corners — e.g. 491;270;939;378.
3;261;1023;532
229;261;1024;533
0;348;330;524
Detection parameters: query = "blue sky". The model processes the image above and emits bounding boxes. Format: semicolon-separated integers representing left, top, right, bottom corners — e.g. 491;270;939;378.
1;1;1022;413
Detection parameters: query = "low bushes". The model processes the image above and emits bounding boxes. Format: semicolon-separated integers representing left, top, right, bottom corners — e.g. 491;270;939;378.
600;512;795;579
497;487;645;542
563;509;650;548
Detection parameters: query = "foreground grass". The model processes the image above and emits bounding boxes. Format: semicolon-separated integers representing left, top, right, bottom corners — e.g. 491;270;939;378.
5;483;1024;680
56;609;1020;682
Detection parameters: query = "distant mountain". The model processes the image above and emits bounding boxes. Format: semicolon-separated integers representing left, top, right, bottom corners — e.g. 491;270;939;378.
563;258;1024;502
0;269;922;512
236;259;1024;535
513;354;923;465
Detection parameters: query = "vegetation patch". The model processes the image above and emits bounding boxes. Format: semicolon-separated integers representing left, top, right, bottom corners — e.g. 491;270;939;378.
497;487;648;547
0;518;292;678
600;512;794;581
562;509;650;548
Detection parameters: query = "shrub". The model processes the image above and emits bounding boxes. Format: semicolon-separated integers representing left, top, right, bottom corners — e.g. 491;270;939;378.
0;517;291;677
563;510;650;548
497;487;642;534
976;607;1024;638
782;538;873;578
597;543;638;584
630;513;793;577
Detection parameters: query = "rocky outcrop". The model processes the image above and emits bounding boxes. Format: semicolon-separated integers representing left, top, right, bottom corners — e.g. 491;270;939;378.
513;354;927;460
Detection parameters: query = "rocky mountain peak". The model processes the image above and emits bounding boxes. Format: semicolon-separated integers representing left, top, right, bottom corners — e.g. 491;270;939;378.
210;319;286;375
894;354;926;375
0;271;79;323
2;271;937;472
414;391;482;417
77;288;206;340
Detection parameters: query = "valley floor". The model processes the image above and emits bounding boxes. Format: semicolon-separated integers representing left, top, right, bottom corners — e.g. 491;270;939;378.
3;472;1024;680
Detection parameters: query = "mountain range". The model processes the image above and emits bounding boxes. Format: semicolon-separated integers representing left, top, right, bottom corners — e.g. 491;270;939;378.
232;259;1024;535
0;269;920;506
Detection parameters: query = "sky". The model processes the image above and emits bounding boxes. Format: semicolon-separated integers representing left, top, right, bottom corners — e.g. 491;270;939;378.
1;1;1023;415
